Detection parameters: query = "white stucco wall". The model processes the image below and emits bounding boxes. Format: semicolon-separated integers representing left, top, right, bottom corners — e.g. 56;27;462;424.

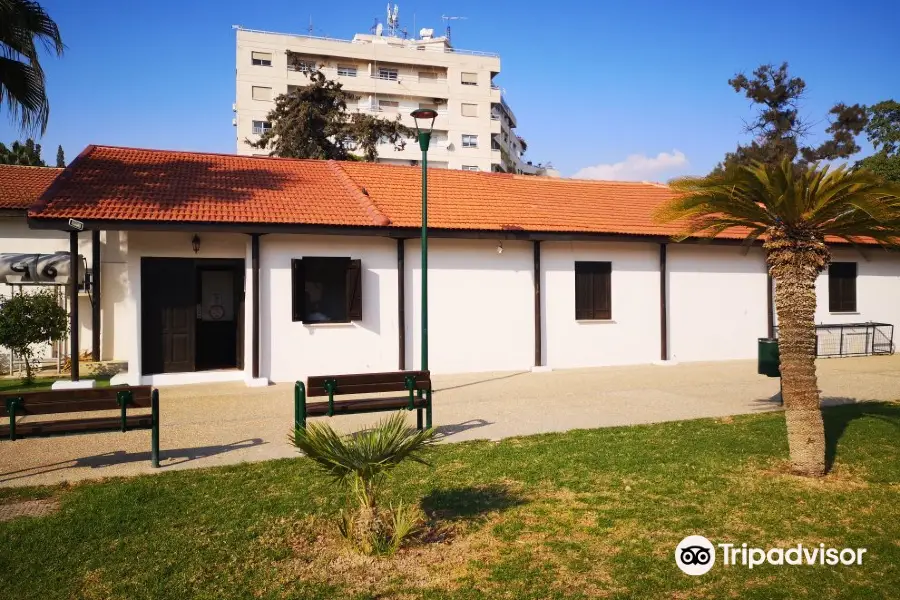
0;216;127;363
667;244;769;362
542;241;661;368
261;234;399;383
405;238;534;374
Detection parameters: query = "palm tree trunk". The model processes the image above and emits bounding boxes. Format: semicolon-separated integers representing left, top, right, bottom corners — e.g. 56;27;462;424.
767;236;828;477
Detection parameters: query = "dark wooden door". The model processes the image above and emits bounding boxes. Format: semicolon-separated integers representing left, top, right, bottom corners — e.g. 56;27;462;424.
142;258;196;374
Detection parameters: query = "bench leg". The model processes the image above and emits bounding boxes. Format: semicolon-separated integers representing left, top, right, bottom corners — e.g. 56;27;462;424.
426;389;433;430
295;381;307;430
416;408;423;431
151;389;160;468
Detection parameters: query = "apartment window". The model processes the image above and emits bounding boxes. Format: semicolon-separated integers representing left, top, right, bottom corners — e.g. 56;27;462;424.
251;120;271;135
251;86;272;101
461;72;478;86
337;65;358;77
251;51;272;66
829;262;857;312
461;134;478;148
291;257;362;323
377;67;398;81
418;71;438;82
461;103;478;117
378;100;399;113
288;55;316;72
419;102;439;112
287;85;300;95
462;165;479;171
575;261;612;320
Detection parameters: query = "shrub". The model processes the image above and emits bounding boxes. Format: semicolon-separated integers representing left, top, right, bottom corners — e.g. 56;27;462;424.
291;412;435;555
0;290;68;383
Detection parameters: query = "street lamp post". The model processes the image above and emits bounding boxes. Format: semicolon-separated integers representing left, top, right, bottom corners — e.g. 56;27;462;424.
410;108;437;427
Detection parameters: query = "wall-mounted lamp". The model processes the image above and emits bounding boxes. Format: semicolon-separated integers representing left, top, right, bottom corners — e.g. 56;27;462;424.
497;241;503;255
192;234;201;254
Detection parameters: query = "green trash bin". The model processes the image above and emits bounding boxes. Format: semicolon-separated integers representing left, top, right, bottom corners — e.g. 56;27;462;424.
758;338;780;377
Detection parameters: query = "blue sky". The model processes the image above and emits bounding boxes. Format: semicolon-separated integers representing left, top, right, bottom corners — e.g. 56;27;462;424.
2;0;898;179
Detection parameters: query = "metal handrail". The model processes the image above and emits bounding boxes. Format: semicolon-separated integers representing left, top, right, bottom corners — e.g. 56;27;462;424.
233;26;499;57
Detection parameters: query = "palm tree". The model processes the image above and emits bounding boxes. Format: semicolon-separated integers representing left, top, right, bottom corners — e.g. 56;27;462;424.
0;0;63;133
655;160;900;476
291;413;435;554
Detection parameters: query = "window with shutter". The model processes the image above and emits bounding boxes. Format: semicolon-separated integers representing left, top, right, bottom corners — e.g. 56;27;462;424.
291;257;363;323
828;262;857;312
251;86;272;101
251;51;272;66
574;261;612;320
461;72;478;85
461;103;478;117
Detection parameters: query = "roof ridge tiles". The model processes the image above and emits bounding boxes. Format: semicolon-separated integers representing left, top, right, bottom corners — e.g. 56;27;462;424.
327;161;392;226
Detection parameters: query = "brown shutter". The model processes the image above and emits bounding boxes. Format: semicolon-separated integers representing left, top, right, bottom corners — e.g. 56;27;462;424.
574;263;591;320
594;262;612;320
829;263;857;312
291;259;304;322
346;259;363;321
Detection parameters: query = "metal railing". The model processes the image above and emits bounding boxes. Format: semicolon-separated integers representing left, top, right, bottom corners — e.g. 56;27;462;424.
774;322;894;357
233;26;500;57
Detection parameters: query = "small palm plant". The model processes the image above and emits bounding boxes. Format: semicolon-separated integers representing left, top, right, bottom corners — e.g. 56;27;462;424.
290;412;435;555
655;160;900;476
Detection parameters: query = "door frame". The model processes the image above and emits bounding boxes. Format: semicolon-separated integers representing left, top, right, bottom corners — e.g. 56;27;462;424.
140;257;245;376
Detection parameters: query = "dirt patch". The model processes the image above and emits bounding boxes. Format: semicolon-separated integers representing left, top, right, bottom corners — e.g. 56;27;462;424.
0;498;60;522
255;514;502;597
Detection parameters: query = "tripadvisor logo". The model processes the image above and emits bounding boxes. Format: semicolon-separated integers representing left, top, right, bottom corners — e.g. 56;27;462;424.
675;536;868;576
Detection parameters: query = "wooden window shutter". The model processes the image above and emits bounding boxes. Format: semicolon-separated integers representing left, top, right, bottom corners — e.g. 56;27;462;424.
291;259;304;322
346;259;363;321
829;262;857;312
594;262;612;320
574;263;591;320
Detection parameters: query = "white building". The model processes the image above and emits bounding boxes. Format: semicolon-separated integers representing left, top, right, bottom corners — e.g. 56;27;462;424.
15;146;900;387
234;23;555;175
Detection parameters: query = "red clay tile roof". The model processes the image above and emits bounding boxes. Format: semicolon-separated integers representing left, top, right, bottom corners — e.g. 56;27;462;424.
29;146;385;226
37;145;814;245
30;145;698;238
339;161;694;237
0;164;62;210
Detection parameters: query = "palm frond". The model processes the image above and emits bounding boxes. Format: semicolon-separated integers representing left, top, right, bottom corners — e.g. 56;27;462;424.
290;412;436;486
656;158;900;247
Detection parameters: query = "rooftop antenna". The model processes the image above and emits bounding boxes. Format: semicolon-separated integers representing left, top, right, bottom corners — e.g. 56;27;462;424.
386;4;400;37
441;15;467;42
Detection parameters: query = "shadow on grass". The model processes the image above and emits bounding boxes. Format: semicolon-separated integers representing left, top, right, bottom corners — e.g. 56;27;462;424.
421;484;526;523
823;401;900;472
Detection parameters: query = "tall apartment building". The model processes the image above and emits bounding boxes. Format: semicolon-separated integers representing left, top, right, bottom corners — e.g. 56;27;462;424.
234;24;556;175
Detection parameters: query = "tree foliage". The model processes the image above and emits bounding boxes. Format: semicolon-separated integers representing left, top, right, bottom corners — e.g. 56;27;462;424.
247;68;413;161
656;161;900;476
0;137;44;165
0;289;68;382
55;143;63;167
857;100;900;182
718;63;867;172
0;0;64;133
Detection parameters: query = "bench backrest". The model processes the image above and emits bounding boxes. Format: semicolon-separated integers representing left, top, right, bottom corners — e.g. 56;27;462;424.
306;371;430;397
0;386;154;418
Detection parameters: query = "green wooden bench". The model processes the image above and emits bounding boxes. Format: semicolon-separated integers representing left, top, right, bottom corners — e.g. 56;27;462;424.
0;386;160;467
294;370;432;431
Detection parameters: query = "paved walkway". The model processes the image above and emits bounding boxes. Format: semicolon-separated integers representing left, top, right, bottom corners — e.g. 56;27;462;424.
2;356;898;487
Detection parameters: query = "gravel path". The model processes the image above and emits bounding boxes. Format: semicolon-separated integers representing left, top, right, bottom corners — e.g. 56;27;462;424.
1;356;897;487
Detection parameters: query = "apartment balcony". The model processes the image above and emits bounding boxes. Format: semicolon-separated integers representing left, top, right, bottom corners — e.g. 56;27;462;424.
490;117;501;135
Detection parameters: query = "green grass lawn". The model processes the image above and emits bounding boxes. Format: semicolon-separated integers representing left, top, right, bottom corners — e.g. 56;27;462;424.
0;374;112;393
2;403;899;599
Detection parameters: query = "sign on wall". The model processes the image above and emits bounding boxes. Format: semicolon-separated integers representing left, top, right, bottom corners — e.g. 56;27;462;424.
0;252;84;285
